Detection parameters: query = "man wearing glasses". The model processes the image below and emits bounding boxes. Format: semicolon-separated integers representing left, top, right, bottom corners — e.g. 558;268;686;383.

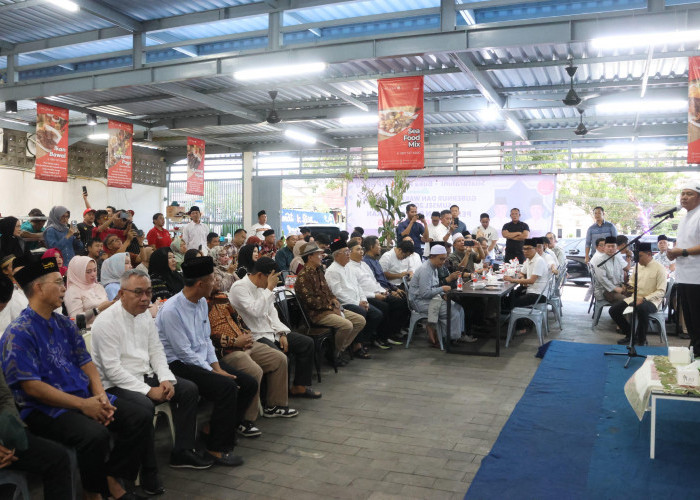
91;269;213;495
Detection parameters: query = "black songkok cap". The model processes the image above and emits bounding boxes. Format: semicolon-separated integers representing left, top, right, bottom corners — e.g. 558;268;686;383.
181;256;214;279
523;238;537;247
262;229;275;237
14;257;59;287
638;242;653;253
604;236;617;245
657;234;668;242
329;238;348;253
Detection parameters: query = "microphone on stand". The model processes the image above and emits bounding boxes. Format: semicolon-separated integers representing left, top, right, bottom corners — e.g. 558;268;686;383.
653;206;681;218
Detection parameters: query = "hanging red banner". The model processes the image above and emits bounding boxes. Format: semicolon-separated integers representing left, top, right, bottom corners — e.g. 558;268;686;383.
377;76;424;170
107;120;133;189
186;137;205;195
34;103;69;182
689;57;700;163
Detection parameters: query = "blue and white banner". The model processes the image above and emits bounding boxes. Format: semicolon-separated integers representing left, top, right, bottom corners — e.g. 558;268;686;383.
280;209;336;235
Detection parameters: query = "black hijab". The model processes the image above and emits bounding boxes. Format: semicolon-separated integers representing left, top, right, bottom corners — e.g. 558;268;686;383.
149;247;184;294
236;244;258;279
0;217;28;260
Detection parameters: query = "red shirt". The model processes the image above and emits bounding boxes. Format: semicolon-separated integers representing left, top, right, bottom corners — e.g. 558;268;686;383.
147;226;172;249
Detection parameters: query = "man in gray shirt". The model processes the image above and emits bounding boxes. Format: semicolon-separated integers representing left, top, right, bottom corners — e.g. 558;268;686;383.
591;236;626;302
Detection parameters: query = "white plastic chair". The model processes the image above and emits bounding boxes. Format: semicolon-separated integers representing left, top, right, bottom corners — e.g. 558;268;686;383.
588;265;611;329
0;470;30;500
505;274;553;347
403;276;444;350
547;264;567;328
647;278;674;347
153;402;176;445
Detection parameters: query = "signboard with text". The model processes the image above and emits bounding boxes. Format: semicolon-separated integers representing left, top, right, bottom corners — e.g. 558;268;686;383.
377;76;424;170
186;136;205;195
34;103;69;182
689;56;700;164
107;120;133;189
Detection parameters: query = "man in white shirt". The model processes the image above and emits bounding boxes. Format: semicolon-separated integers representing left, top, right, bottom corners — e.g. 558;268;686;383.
401;235;423;273
347;240;407;345
654;235;675;273
536;237;558;275
227;258;320;403
545;232;567;267
249;210;272;238
472;213;499;256
427;209;453;244
504;238;549;332
590;236;626;303
325;239;383;353
379;240;416;286
667;181;700;355
0;275;28;334
182;206;209;255
91;269;213;495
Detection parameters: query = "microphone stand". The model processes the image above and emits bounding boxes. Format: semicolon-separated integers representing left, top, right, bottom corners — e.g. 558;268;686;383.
600;213;674;368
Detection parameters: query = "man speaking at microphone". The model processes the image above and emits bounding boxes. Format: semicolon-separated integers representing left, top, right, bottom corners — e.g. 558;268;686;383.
666;182;700;356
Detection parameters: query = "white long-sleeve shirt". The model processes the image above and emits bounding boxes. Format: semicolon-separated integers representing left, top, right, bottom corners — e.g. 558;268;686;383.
347;260;384;299
91;300;175;395
182;221;209;254
228;275;290;343
324;261;364;306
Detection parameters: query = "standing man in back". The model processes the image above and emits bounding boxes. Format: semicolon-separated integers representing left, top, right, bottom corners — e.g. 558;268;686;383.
584;207;617;264
472;213;498;257
250;211;272;239
396;204;426;257
501;208;530;263
182;206;209;255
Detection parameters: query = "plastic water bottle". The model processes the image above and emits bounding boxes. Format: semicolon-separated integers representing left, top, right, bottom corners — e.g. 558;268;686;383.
457;276;463;290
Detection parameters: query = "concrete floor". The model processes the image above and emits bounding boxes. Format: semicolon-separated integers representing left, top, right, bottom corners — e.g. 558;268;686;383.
153;284;686;500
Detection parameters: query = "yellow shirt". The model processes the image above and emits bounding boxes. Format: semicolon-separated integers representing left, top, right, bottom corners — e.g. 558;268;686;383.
624;259;667;309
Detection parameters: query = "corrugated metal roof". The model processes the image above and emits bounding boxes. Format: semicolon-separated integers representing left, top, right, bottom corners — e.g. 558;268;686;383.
284;0;439;25
0;5;112;44
101;0;258;22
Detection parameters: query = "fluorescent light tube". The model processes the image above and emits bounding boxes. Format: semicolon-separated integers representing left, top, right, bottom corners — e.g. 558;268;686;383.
591;30;700;50
595;100;687;114
284;129;317;145
339;115;379;126
479;108;500;122
506;118;522;135
88;133;109;140
47;0;80;12
234;62;326;81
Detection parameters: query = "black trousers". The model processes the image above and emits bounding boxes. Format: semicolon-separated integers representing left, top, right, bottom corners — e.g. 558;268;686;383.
107;375;199;472
10;431;73;500
609;299;657;343
168;361;257;452
258;332;315;387
678;283;700;355
343;303;383;343
368;295;409;338
25;397;151;496
505;249;525;264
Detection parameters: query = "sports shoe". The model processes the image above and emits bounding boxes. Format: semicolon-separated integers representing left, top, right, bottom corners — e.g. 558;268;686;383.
237;421;262;438
458;334;478;343
263;406;299;418
372;339;391;350
386;337;403;345
169;449;214;469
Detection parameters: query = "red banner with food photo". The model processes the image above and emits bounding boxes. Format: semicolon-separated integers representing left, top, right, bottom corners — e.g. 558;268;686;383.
378;76;424;170
689;57;700;163
186;137;205;195
34;103;69;182
107;120;133;189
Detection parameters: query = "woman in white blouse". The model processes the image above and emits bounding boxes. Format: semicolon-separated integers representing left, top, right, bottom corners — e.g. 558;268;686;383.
64;255;115;326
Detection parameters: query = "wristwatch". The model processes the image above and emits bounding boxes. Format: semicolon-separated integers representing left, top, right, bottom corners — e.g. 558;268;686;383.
682;249;689;257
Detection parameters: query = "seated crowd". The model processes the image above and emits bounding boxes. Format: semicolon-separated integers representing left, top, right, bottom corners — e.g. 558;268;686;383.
0;197;571;498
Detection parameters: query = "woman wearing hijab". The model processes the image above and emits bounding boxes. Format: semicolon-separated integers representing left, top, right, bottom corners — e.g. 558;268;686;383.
149;247;185;302
0;216;30;261
235;244;259;279
288;239;306;275
100;253;132;301
209;245;238;293
169;236;186;271
43;206;83;265
42;248;68;277
64;255;114;326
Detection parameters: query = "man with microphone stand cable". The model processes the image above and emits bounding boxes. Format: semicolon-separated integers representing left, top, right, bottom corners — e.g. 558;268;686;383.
666;182;700;358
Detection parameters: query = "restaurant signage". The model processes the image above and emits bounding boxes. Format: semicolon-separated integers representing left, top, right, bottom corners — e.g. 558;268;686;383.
107;120;133;188
377;76;424;170
34;103;69;182
689;57;700;164
186;137;205;195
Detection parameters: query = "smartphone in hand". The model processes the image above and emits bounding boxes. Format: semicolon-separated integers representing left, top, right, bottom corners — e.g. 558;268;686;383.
82;186;88;196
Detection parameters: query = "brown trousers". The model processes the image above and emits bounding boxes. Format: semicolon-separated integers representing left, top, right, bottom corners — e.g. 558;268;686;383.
221;341;288;422
314;310;365;353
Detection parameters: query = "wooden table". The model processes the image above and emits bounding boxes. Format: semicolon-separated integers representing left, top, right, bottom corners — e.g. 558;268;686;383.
445;281;516;357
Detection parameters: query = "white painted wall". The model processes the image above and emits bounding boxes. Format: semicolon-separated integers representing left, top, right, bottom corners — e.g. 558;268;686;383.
0;167;166;230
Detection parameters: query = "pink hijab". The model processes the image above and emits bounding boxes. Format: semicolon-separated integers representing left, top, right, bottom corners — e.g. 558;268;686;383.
66;256;98;292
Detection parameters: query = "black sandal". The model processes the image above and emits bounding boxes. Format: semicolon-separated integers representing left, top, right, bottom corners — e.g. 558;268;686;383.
354;347;372;359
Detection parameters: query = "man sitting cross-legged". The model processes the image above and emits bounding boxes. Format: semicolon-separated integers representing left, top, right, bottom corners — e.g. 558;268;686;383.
91;268;214;496
156;256;257;467
1;258;151;500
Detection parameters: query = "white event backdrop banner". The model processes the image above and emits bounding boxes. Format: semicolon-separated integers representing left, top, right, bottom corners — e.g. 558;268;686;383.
0;168;166;230
346;174;557;238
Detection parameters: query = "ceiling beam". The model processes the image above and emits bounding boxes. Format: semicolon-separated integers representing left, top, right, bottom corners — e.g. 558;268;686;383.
315;82;369;112
449;52;527;140
72;0;143;32
152;83;264;122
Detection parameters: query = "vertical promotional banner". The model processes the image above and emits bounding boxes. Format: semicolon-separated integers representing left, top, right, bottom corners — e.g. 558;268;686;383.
186;137;205;196
689;57;700;163
107;120;133;189
34;104;69;182
378;76;424;170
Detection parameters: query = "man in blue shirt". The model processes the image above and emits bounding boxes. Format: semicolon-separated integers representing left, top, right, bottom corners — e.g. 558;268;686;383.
362;236;402;293
450;205;468;236
584;206;618;264
156;256;256;466
2;258;151;500
396;204;426;256
275;234;297;271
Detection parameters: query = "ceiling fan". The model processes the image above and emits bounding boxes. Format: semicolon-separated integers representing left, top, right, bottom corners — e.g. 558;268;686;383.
266;90;281;124
563;61;581;107
573;108;608;136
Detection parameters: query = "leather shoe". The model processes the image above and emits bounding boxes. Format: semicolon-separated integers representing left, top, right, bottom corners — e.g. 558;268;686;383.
207;451;244;467
140;470;165;495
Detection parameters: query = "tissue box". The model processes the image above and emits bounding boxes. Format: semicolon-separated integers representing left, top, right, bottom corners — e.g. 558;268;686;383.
668;346;692;365
676;361;700;387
